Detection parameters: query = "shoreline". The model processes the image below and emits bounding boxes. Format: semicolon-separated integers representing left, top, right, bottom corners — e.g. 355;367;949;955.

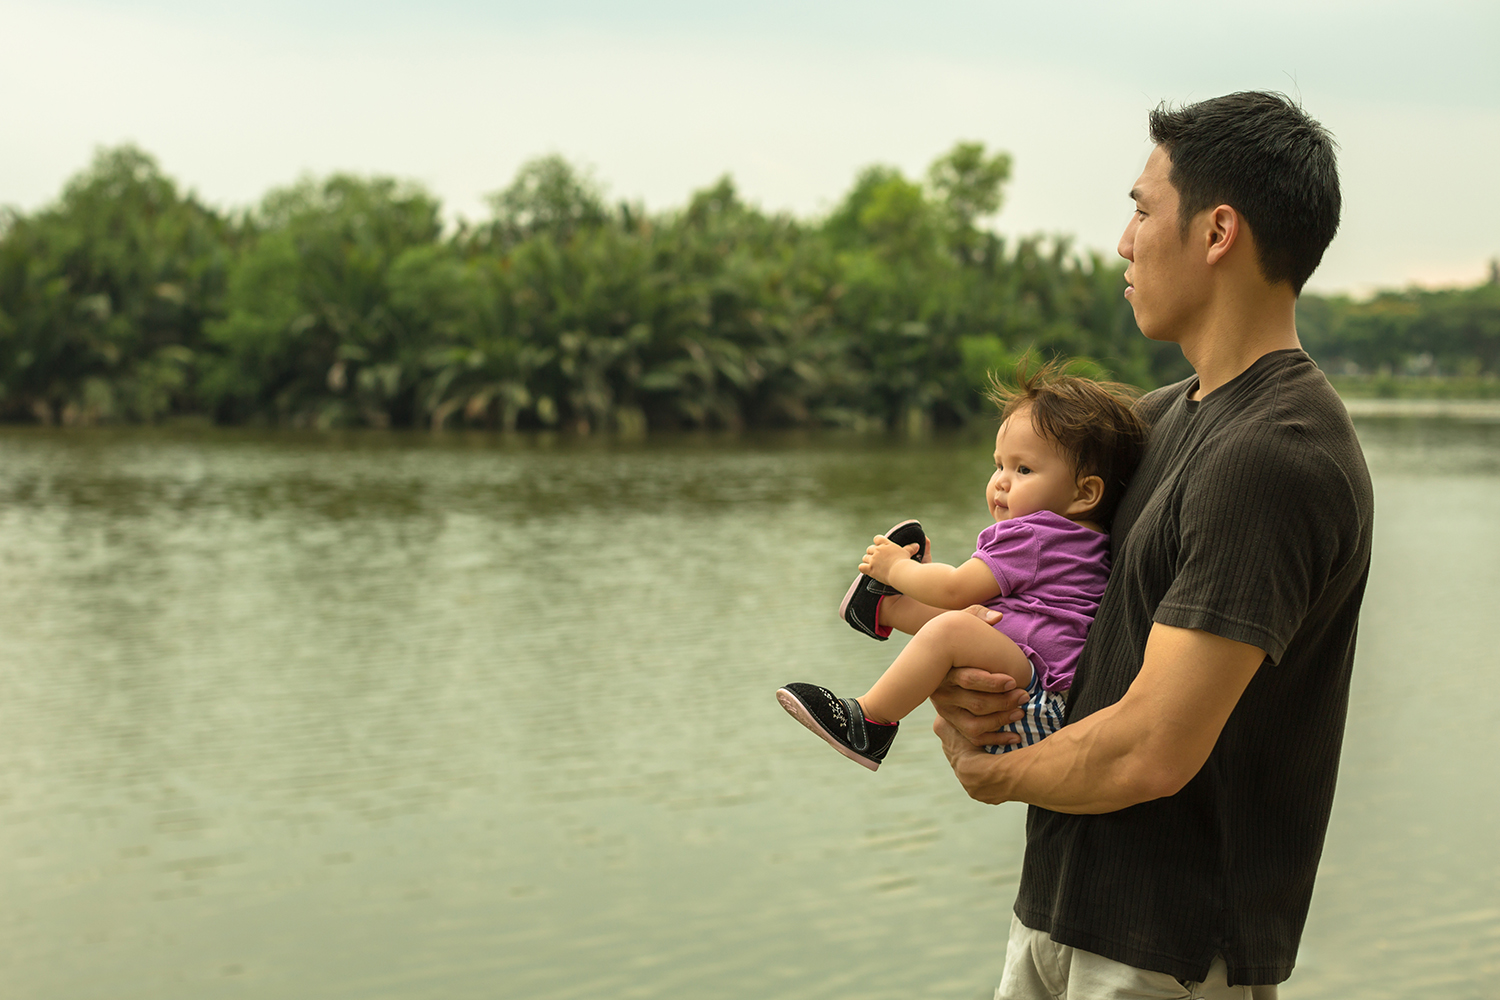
1340;398;1500;420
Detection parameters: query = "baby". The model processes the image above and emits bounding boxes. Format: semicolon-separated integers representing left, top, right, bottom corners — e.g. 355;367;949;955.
778;363;1148;769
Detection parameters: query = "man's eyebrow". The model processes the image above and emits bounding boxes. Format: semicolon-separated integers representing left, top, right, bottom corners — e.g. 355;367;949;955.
1129;187;1143;202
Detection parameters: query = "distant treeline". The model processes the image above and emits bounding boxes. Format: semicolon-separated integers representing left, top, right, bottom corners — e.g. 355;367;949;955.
1;146;1495;431
1297;270;1500;384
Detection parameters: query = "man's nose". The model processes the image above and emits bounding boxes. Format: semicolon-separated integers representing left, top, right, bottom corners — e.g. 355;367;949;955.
1118;215;1135;261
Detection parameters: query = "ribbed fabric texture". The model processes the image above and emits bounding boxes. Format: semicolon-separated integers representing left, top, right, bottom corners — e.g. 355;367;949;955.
1013;349;1375;987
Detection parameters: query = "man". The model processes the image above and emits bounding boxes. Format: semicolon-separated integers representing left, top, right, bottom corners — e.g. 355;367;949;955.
931;92;1373;998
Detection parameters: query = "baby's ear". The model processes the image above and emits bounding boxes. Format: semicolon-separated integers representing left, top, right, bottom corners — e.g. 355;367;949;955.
1067;475;1104;517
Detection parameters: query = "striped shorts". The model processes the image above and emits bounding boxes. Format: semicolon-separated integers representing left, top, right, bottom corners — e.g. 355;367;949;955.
984;662;1067;755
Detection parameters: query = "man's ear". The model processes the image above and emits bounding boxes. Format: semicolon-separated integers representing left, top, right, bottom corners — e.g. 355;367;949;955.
1204;204;1241;266
1067;475;1105;518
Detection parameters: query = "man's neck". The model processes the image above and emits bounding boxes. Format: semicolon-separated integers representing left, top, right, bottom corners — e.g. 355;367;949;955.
1179;282;1301;400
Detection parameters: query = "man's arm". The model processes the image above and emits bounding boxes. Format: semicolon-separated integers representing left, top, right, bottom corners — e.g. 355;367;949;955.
934;623;1265;813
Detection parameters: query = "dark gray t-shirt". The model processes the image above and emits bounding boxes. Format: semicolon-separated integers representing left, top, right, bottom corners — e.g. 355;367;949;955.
1012;349;1374;986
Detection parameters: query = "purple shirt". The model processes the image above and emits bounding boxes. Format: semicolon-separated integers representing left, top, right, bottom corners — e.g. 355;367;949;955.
971;510;1110;692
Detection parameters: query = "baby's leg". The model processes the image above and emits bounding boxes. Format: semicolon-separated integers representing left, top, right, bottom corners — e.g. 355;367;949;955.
875;593;947;636
858;610;1034;725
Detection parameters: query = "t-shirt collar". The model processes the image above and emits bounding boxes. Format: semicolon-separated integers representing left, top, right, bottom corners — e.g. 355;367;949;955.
1181;348;1307;414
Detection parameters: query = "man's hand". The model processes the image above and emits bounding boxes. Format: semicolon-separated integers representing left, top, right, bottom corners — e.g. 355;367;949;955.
928;605;1029;749
935;715;1011;804
858;535;921;585
934;624;1268;814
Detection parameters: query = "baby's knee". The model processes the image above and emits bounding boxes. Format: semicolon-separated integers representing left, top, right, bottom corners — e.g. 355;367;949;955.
928;608;990;638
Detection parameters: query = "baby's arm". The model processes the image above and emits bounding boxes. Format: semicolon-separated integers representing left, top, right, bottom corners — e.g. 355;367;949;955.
860;535;1001;611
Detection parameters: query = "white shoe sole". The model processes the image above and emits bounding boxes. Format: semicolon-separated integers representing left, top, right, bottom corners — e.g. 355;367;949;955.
776;687;881;771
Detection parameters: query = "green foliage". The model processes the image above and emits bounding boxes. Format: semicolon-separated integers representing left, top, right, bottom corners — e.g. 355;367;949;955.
929;142;1011;227
15;142;1488;433
1298;279;1500;379
480;154;608;250
928;141;1012;264
202;175;442;426
0;145;230;423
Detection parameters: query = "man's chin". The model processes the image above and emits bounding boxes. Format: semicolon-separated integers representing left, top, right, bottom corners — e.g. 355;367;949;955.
1136;317;1182;345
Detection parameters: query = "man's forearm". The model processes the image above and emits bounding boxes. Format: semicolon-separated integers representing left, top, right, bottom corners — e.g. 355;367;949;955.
943;699;1184;813
940;624;1266;813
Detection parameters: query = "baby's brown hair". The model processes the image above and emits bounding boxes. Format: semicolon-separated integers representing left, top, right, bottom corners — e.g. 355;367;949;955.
986;358;1149;527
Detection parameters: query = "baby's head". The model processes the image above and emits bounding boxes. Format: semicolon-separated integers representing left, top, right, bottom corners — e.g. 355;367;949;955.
984;360;1149;528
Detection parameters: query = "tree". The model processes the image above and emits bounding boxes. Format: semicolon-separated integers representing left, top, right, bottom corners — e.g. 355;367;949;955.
480;154;608;251
928;141;1012;263
0;145;230;423
202;175;443;426
0;141;1228;433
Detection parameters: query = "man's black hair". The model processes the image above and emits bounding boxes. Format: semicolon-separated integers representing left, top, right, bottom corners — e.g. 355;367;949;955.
1148;91;1340;295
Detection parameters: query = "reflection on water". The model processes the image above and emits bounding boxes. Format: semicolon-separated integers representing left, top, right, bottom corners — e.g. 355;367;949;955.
0;421;1495;999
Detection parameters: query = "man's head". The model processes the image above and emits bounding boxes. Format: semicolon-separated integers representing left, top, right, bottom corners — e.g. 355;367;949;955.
1147;91;1341;295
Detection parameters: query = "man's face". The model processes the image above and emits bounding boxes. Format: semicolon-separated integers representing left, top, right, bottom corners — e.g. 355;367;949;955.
1118;146;1209;342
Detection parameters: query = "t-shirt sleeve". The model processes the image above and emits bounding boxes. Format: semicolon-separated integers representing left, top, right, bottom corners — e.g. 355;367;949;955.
1153;425;1358;664
973;521;1040;597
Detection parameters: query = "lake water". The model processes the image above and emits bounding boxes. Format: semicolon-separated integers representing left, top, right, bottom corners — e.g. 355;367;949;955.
0;418;1496;999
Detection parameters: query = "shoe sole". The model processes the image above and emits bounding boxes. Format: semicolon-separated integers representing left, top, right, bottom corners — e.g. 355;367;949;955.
837;518;923;630
837;573;878;632
776;687;881;771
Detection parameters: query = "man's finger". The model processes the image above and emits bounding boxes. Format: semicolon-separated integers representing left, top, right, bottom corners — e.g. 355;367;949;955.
952;696;1029;726
962;716;1024;744
933;701;1022;743
949;686;1028;712
949;665;1018;693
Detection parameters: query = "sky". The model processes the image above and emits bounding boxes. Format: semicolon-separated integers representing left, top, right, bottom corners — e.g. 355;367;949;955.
3;0;1497;295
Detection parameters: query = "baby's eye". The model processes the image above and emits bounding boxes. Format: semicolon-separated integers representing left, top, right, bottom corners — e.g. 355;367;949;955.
1017;465;1032;475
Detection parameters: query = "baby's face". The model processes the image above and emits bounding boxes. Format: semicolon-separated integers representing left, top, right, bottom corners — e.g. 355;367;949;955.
987;409;1084;523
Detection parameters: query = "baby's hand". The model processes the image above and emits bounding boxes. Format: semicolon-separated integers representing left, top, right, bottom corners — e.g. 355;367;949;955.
859;535;921;584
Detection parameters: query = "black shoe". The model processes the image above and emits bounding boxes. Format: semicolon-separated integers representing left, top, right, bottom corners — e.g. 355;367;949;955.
839;519;927;639
776;683;898;771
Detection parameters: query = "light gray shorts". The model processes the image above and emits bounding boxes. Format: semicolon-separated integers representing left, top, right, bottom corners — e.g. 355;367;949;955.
997;914;1279;999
